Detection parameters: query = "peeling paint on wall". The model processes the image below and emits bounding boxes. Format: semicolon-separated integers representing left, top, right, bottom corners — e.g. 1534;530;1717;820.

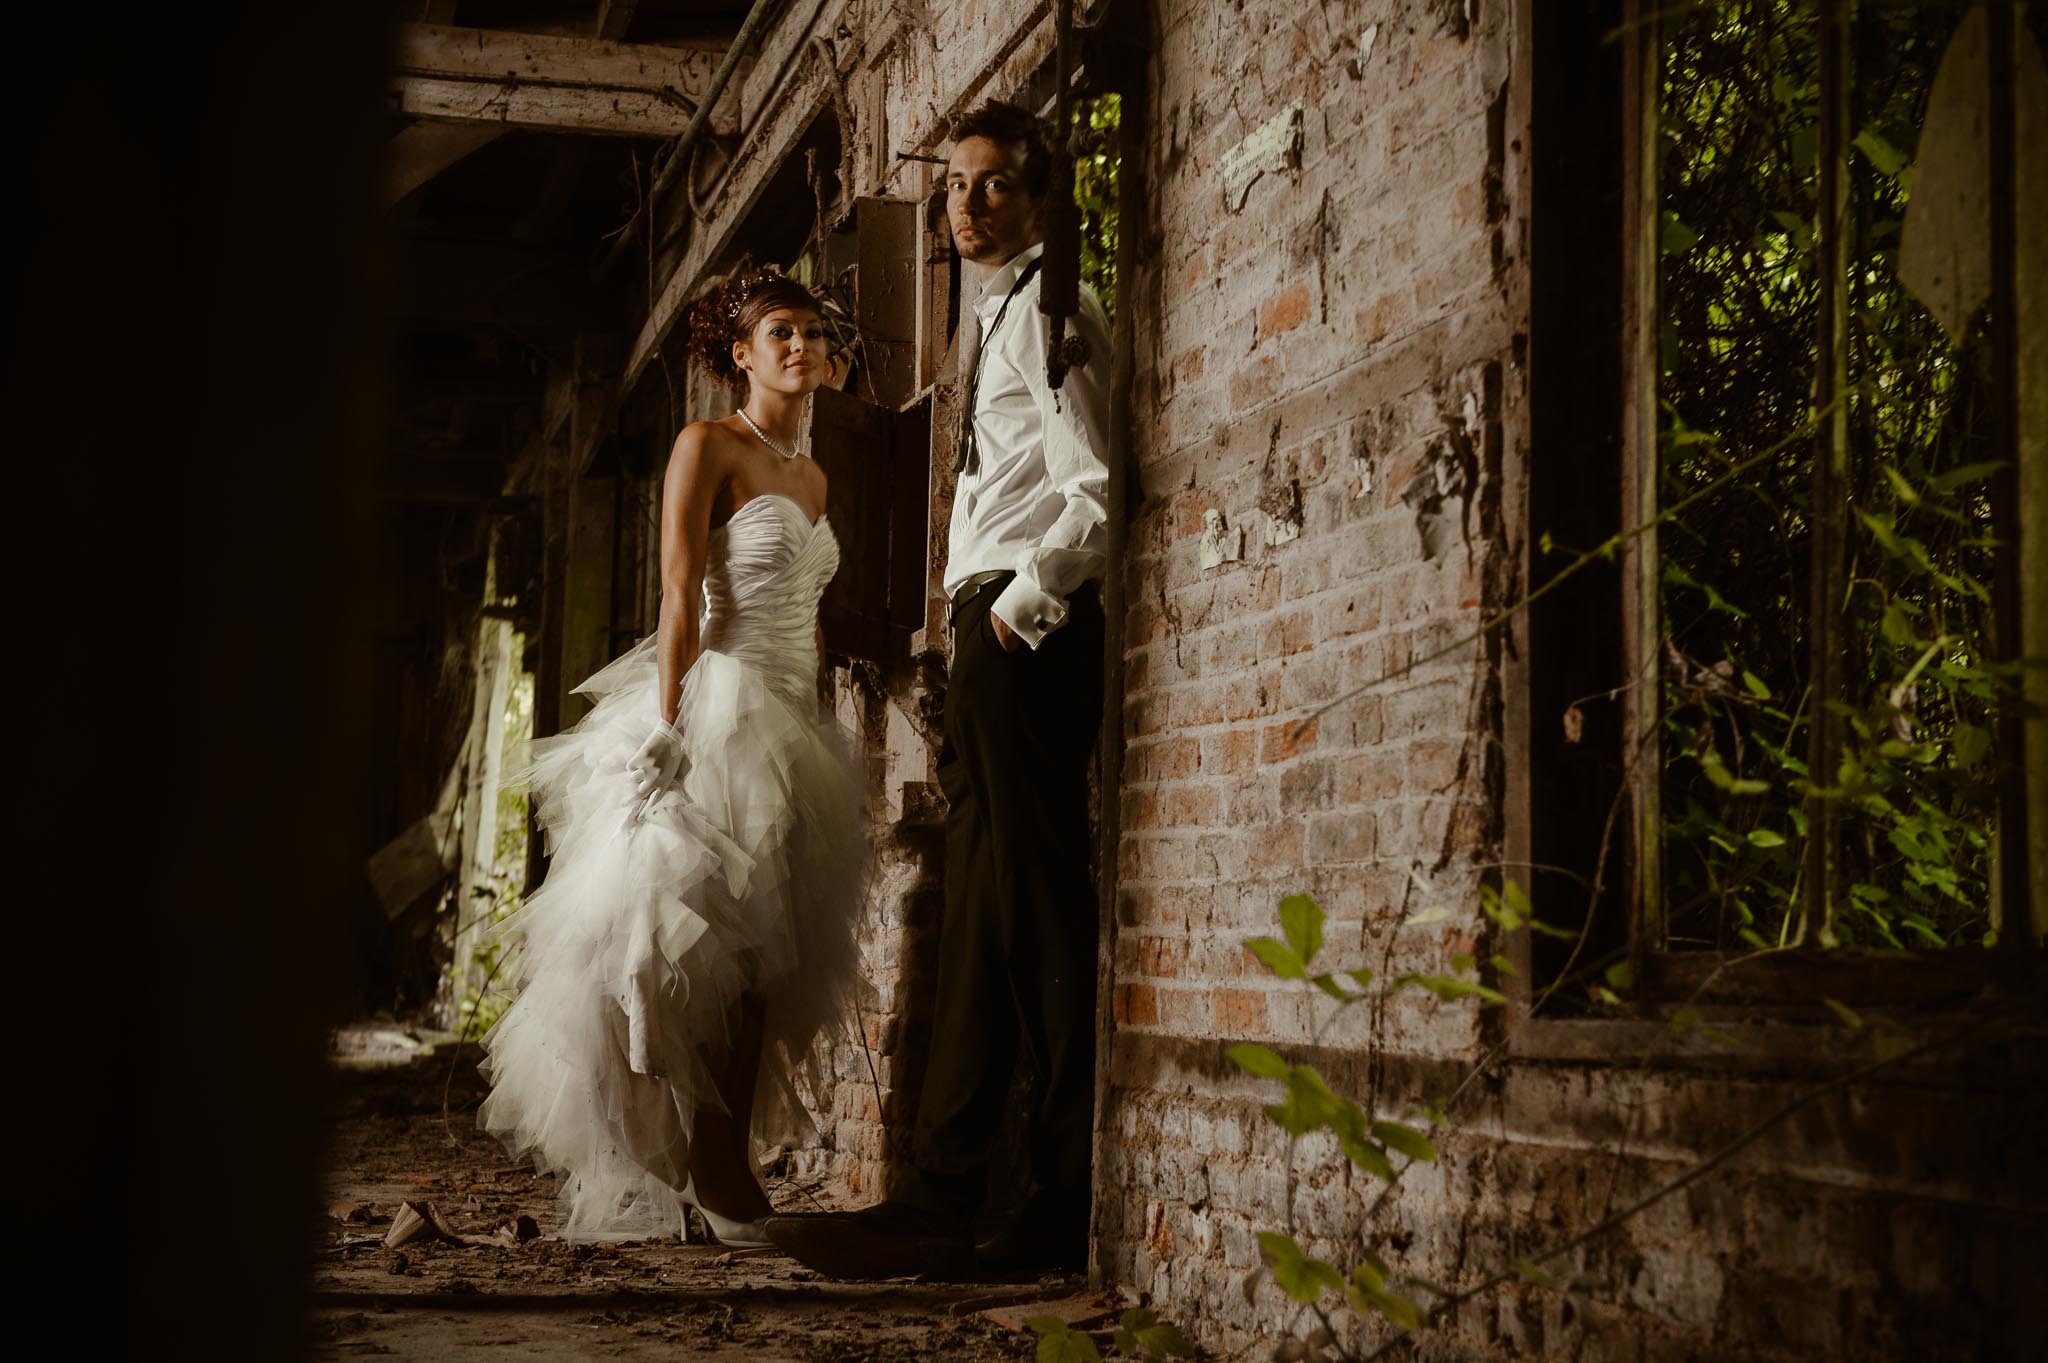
1199;507;1244;569
1221;103;1303;212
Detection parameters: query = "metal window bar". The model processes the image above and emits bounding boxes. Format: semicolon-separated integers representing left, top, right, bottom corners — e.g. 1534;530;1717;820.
1801;0;1851;947
1985;0;2034;944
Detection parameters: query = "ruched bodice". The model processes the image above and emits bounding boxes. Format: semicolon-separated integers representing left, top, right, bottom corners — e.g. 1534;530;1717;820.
701;493;838;707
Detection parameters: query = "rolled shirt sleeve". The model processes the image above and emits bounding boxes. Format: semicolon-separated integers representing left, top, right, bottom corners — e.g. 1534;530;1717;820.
987;286;1114;649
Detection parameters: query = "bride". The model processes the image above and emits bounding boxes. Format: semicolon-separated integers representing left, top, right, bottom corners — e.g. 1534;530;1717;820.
478;269;865;1246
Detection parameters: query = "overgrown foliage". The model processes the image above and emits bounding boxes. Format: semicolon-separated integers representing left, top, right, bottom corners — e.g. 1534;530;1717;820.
1221;886;2008;1361
457;665;535;1034
1656;0;2020;950
1072;93;1122;319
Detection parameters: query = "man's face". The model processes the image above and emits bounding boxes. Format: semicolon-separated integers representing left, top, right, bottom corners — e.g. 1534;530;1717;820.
945;135;1041;267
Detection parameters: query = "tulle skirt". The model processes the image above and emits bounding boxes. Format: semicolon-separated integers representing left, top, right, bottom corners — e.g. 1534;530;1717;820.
477;637;866;1240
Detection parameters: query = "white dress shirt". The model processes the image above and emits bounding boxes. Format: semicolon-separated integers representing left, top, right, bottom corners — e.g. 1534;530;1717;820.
944;242;1114;649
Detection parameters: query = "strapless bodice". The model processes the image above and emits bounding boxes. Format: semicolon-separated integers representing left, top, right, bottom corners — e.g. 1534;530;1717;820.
700;493;838;705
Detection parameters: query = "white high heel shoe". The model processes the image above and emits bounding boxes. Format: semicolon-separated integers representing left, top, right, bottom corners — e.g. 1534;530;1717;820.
679;1177;773;1249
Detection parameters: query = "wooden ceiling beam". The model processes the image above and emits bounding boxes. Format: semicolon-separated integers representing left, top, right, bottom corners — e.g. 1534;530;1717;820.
389;22;742;138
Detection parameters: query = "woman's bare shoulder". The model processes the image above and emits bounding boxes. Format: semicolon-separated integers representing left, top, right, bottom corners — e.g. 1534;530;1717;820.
666;418;741;480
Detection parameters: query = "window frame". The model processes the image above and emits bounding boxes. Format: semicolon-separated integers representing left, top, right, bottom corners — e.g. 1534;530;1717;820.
1506;0;2042;1046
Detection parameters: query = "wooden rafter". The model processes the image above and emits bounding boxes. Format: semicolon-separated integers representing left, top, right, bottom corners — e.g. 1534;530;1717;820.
389;22;743;138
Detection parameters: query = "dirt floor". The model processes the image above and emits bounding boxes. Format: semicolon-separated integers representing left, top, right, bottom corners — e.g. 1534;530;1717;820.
310;1028;1117;1361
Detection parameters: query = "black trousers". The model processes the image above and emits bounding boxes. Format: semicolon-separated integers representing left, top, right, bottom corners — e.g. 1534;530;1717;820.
904;575;1104;1232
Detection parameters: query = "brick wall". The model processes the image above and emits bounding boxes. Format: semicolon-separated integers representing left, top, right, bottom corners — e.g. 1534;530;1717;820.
1097;5;2035;1362
650;2;2036;1356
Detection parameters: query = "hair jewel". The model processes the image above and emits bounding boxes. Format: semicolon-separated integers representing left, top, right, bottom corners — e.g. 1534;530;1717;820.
722;268;786;326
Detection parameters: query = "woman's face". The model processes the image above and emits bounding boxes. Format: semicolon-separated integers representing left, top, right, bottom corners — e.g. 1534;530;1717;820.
734;307;829;397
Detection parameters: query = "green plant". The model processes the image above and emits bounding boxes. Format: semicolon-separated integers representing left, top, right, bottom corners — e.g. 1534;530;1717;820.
1221;886;2006;1360
1227;892;1541;1347
1072;93;1121;319
1026;1307;1193;1362
1655;0;2012;949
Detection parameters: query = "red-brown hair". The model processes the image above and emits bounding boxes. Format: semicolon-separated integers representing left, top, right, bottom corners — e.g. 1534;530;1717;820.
683;268;822;394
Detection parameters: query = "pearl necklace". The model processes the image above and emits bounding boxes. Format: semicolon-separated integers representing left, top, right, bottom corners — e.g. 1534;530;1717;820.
738;407;800;460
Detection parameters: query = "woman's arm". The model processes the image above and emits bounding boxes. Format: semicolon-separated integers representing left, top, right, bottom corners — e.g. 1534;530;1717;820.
655;425;723;724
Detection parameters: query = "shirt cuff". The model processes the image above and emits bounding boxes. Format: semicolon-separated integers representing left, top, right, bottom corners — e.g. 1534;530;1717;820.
989;576;1070;649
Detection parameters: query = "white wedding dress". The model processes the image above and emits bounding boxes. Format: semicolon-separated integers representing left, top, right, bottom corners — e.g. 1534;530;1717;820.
479;492;865;1241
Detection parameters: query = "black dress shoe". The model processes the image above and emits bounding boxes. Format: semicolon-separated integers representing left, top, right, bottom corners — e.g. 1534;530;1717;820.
763;1204;970;1280
973;1218;1088;1277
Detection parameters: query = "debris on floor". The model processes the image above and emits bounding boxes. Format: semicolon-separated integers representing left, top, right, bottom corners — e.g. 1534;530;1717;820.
311;1040;1113;1361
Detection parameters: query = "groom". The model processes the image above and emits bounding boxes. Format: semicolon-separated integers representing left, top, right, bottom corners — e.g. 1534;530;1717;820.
768;98;1113;1278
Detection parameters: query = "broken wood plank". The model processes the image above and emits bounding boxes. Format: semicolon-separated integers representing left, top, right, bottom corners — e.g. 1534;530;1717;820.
978;1291;1120;1332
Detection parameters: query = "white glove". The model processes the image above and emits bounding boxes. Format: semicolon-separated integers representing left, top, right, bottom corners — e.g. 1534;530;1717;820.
627;719;687;805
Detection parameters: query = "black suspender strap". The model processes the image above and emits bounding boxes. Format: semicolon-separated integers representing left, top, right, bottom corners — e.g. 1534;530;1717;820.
955;255;1042;476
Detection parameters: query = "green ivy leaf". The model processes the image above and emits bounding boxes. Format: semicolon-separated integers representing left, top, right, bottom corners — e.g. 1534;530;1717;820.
1878;461;1922;505
1393;973;1510;1006
1027;1317;1103;1363
1928;459;2004;493
1670;1008;1703;1035
1371;1120;1439;1163
1310;973;1353;1002
1129;1323;1195;1358
1345;1280;1422;1331
1449;952;1476;973
1347;967;1375;992
1225;1042;1290;1080
1246;936;1307;980
1340;1134;1396;1181
1746;827;1787;848
1661;210;1699;255
1880;600;1917;647
1490;953;1520;978
1741;669;1772;699
1257;1232;1344;1304
1280;893;1324;966
1852;127;1910;179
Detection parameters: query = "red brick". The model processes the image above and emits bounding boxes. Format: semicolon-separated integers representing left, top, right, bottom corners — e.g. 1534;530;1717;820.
1157;987;1211;1031
1204;729;1258;775
1162;784;1222;826
1117;983;1160;1026
1257;609;1314;657
1306;810;1376;865
1230;354;1282;408
1137;935;1187;980
1213;988;1269;1035
1260;718;1316;764
1245;821;1305;871
1256;283;1313;343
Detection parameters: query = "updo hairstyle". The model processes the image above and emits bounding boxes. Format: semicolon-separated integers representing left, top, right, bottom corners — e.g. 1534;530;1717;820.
684;268;824;395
